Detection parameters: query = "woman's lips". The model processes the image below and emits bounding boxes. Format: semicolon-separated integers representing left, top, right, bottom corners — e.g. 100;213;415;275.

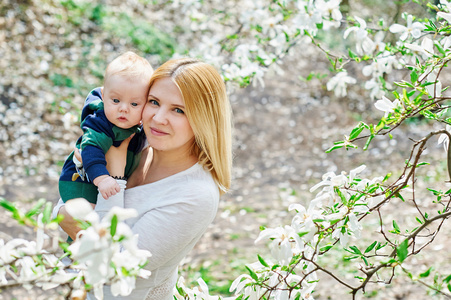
150;127;168;136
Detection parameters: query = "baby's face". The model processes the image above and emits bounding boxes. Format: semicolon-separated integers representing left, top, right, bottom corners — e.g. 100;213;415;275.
102;75;148;129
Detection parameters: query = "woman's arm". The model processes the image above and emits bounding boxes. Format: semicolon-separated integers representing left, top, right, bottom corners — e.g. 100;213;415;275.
54;199;95;240
56;136;132;237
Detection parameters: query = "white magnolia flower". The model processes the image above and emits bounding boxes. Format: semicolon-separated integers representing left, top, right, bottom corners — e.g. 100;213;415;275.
255;225;302;265
332;213;362;247
326;71;357;98
310;171;348;193
438;125;451;151
438;11;451;24
315;0;342;29
405;37;434;59
289;201;323;242
425;69;442;98
65;197;96;220
389;14;424;41
365;78;385;100
373;31;387;54
293;0;322;35
349;165;366;182
374;96;400;114
440;35;451;50
229;273;263;299
344;16;375;55
362;60;385;78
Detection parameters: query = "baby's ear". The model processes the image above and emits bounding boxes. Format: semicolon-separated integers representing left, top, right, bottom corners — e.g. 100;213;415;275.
101;87;104;98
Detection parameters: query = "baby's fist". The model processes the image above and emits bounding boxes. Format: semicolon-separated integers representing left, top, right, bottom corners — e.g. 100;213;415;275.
97;176;120;200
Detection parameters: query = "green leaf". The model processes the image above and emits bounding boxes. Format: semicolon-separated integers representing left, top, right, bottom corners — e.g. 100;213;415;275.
362;256;369;266
376;242;387;250
383;173;392;182
25;198;46;218
410;70;418;83
257;254;269;268
0;199;17;213
348;49;357;59
325;143;345;153
444;274;451;283
419;267;432;278
421;110;437;120
435;41;446;55
110;214;118;237
312;219;326;222
245;265;259;281
349;123;365;140
349;245;362;255
364;241;378;253
298;231;310;238
320;245;333;252
42;202;53;224
0;199;20;219
392;220;401;234
363;134;375;151
397;239;409;263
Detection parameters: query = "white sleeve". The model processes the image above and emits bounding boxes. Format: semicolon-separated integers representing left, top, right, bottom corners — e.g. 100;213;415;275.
52;198;65;219
94;179;127;219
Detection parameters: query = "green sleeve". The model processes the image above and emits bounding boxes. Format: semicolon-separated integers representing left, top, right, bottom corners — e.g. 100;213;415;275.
80;128;113;153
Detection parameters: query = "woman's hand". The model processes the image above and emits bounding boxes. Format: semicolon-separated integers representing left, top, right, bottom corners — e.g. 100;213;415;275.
105;134;134;177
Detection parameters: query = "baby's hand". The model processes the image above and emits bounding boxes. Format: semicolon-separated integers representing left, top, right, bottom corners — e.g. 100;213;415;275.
97;176;120;200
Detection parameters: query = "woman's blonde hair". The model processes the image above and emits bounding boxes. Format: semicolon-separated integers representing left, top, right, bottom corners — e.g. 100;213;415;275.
149;58;232;194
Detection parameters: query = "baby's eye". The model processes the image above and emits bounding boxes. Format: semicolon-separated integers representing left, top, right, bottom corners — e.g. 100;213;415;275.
131;102;138;107
113;99;120;103
175;108;184;114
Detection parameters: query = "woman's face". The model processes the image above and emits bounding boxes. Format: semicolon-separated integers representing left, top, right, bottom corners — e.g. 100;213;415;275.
142;77;195;153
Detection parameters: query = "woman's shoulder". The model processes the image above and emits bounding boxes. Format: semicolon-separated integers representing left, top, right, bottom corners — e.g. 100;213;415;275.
169;163;219;199
127;163;219;204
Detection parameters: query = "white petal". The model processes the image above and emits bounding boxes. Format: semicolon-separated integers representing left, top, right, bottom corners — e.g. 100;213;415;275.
438;12;451;23
343;27;357;39
65;198;94;220
389;24;406;33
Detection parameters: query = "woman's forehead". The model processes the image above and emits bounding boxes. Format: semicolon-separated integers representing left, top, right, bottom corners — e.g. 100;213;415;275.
149;77;184;104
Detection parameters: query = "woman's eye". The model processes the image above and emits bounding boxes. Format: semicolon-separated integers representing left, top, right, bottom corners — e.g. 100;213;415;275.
149;99;159;106
175;108;185;114
113;99;120;103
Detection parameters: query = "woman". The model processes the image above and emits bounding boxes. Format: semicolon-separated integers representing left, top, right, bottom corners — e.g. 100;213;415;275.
55;57;232;299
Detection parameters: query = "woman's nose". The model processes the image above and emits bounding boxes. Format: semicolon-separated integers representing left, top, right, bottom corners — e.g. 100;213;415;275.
152;109;168;124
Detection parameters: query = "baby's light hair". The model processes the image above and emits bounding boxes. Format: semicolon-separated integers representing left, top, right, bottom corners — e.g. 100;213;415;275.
104;51;153;86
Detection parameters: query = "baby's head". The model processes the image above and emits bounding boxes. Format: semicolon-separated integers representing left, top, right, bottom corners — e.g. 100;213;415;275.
102;51;153;129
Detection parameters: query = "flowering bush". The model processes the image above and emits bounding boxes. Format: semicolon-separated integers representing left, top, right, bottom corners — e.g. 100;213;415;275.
0;198;151;299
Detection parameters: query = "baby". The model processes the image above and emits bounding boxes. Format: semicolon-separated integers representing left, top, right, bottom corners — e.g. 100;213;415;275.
59;51;153;203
